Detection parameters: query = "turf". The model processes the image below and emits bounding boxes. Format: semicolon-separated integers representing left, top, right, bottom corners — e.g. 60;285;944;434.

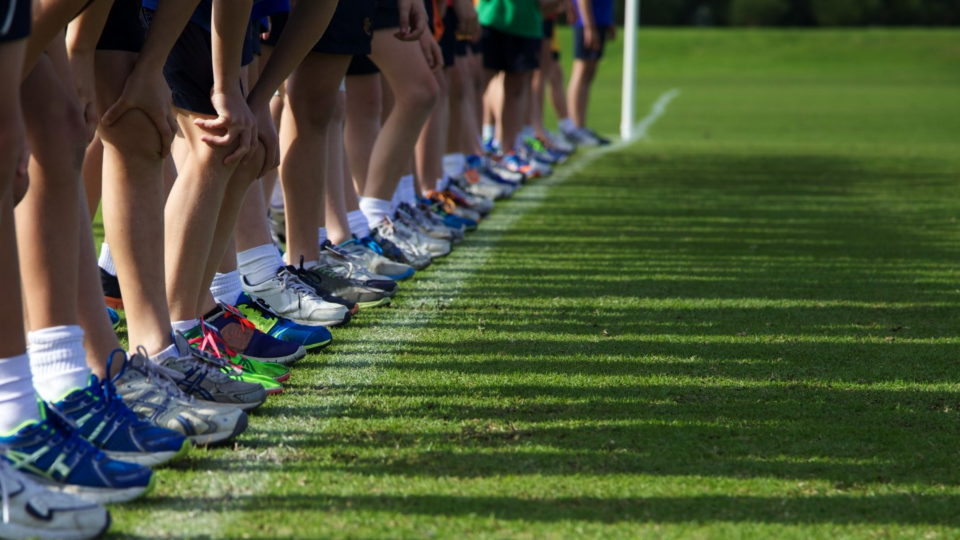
100;28;960;539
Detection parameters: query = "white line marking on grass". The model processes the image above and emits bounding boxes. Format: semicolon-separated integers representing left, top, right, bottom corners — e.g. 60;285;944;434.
312;88;682;417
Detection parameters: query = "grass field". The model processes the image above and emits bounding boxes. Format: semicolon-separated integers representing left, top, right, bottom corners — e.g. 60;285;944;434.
100;28;960;539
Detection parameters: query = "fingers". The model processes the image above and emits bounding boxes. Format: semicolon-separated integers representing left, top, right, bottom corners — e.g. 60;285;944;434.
101;100;129;127
194;116;229;130
224;129;251;165
240;125;258;165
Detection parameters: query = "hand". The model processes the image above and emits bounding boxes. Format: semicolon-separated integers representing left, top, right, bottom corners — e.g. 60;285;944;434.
101;66;180;158
195;89;258;165
395;0;427;41
452;0;480;42
68;51;98;143
584;24;601;51
419;33;444;71
250;99;279;177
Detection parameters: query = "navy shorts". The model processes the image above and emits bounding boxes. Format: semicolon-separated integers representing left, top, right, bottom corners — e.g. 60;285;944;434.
542;18;555;39
573;25;610;61
347;54;379;76
0;0;31;42
481;26;540;73
266;0;375;56
439;6;466;65
373;0;399;30
96;0;145;52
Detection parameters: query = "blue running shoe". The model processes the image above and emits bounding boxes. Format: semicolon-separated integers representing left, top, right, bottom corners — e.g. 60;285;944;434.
54;351;190;468
107;307;120;329
233;293;333;352
204;303;306;365
0;402;155;504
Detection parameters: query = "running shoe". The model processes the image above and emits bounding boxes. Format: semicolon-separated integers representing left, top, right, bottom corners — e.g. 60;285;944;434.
183;325;289;391
242;267;351;327
114;349;248;446
457;171;509;200
393;211;453;258
340;237;415;281
480;162;523;189
204;303;306;365
320;241;398;295
517;145;554;176
522;137;559;165
0;456;110;540
580;127;611;146
0;403;154;504
233;292;332;353
100;268;123;310
373;219;433;270
563;127;602;147
159;333;268;411
549;130;577;152
107;307;120;329
53;352;189;467
294;257;392;309
446;183;494;217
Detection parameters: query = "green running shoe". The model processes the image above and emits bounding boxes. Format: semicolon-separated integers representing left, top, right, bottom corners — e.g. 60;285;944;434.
183;326;287;395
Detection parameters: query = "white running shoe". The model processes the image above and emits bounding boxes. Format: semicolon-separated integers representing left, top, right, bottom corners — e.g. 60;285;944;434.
0;457;110;540
115;349;249;446
242;266;350;327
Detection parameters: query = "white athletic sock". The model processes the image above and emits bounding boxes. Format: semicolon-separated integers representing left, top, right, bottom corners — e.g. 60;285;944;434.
99;242;117;276
359;197;393;229
559;117;576;135
302;259;321;271
270;182;285;209
436;175;451;192
482;123;495;142
399;175;417;206
237;243;285;286
442;153;466;178
348;209;371;239
210;270;243;305
170;319;200;334
27;326;91;404
318;227;328;246
151;343;179;363
0;353;41;433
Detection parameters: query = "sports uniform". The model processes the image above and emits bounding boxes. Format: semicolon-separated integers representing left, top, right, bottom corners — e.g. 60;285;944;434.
477;0;542;73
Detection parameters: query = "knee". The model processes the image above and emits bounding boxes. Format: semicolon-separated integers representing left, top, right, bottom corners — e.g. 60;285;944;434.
286;88;337;128
233;141;267;186
47;101;88;169
98;109;164;161
403;76;439;115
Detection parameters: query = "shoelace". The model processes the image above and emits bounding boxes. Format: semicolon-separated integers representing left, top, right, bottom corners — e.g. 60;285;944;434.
130;346;196;404
220;304;257;335
277;267;319;298
86;350;143;433
188;325;243;374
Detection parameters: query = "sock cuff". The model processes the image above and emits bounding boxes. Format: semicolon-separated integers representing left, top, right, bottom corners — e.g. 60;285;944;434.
27;326;85;349
98;243;117;276
238;244;282;262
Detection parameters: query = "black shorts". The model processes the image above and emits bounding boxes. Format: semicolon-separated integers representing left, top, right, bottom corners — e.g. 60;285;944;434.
0;0;31;42
242;19;256;64
347;54;379;76
96;0;145;52
480;26;540;73
439;7;463;65
267;0;375;56
373;0;399;30
145;12;219;115
574;25;609;61
251;19;262;56
261;12;286;47
469;40;482;55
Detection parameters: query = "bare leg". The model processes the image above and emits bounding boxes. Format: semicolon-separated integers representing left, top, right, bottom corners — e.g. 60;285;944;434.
498;71;532;153
365;29;439;201
344;73;382;195
325;90;351;244
530;36;553;137
547;56;570;122
415;67;448;195
280;53;351;265
82;135;104;218
568;59;598;128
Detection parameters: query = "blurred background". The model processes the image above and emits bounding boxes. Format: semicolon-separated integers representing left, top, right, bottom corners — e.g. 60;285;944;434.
617;0;960;26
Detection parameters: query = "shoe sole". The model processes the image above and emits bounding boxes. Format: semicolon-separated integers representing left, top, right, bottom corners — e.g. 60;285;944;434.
303;337;332;351
244;344;306;367
291;312;351;328
356;296;392;309
104;296;124;310
264;385;284;395
104;439;192;468
189;412;248;446
382;268;415;281
38;471;155;505
0;511;111;540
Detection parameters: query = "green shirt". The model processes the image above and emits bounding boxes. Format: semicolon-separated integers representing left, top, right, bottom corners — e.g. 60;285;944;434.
477;0;543;39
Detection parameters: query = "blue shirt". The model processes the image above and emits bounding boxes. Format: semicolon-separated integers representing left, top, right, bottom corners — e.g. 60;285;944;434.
574;0;614;27
143;0;277;31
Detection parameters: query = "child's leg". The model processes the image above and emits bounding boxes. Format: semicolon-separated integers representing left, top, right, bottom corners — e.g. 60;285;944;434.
415;66;448;196
344;72;382;196
325;89;351;245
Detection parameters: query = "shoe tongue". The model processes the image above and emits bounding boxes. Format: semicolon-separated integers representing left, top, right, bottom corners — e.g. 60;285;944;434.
173;331;193;357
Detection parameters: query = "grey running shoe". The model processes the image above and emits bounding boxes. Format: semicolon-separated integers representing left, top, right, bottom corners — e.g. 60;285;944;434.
115;348;249;446
373;219;432;270
338;237;415;280
295;258;392;309
159;333;268;411
0;458;111;540
319;241;398;296
242;266;350;327
397;204;460;243
394;214;452;258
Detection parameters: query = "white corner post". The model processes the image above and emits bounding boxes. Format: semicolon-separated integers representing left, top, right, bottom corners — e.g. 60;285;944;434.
620;0;640;141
